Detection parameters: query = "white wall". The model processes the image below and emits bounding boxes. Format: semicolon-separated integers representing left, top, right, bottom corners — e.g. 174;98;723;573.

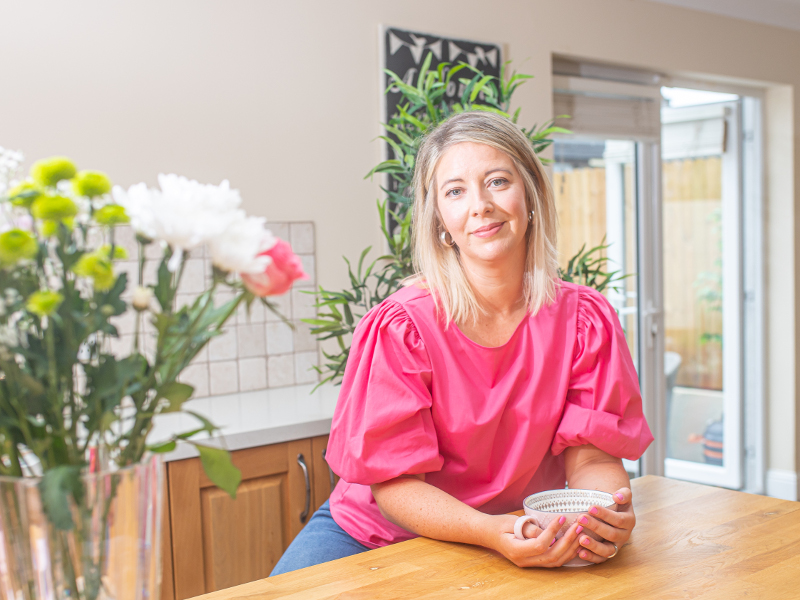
2;0;798;495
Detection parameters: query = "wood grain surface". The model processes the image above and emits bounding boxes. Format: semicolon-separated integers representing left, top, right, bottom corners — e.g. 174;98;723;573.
188;476;800;600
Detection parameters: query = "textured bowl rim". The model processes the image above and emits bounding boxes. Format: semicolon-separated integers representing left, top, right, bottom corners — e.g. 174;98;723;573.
523;488;616;514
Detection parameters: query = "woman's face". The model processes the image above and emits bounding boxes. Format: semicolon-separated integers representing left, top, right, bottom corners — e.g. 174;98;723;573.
435;142;529;268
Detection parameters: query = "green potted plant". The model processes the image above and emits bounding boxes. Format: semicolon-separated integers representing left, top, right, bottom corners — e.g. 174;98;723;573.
304;58;623;388
0;148;307;600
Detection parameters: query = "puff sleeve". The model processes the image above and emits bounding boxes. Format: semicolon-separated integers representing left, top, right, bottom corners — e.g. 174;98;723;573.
325;300;442;485
550;287;654;459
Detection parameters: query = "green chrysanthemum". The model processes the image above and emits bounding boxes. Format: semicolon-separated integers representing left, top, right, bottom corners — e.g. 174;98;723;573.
0;229;38;266
31;157;77;188
26;290;64;316
94;204;129;226
7;180;44;208
99;243;128;260
31;195;78;221
40;220;61;238
72;253;115;291
73;170;112;198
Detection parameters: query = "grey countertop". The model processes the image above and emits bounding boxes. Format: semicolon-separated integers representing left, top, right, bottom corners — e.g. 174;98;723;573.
151;382;340;462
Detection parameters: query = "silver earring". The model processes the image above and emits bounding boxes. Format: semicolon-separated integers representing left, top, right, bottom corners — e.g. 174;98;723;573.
528;210;534;222
439;231;455;247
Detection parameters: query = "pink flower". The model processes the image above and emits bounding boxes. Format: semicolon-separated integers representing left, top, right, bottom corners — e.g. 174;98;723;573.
241;238;308;296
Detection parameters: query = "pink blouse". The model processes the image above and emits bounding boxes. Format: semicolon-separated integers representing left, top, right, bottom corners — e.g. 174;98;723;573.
325;281;653;549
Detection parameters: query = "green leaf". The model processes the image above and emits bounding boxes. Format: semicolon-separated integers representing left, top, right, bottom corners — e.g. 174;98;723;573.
303;318;340;327
39;465;84;530
416;51;433;90
378;136;405;162
175;427;207;440
157;381;195;413
469;74;495;102
193;444;241;499
184;410;219;436
148;440;177;453
382;124;414;146
154;255;173;311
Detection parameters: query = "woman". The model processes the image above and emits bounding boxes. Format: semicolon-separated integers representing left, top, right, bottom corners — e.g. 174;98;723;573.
271;111;654;575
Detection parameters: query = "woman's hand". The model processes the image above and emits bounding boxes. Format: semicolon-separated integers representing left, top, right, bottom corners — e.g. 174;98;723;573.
572;487;635;563
487;514;584;568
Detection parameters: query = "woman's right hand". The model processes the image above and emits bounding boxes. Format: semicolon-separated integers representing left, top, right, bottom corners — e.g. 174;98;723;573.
487;514;584;568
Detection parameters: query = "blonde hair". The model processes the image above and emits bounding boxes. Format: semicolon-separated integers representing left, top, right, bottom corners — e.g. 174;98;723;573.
408;111;560;325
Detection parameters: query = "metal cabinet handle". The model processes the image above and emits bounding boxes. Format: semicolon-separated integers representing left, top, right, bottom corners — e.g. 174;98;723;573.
297;453;310;523
322;449;335;494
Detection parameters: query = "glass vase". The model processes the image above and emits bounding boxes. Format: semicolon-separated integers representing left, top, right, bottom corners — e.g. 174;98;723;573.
0;454;163;600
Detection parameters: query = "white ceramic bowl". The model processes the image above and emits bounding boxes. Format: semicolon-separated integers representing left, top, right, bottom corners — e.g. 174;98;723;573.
516;489;617;567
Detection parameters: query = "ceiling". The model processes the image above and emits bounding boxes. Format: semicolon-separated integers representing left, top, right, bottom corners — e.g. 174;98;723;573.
644;0;800;32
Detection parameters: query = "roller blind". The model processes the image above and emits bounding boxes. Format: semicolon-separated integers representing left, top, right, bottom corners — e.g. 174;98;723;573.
552;59;664;141
661;104;727;160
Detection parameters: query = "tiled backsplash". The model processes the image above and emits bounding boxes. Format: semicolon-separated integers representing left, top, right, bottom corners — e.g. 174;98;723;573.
109;222;319;398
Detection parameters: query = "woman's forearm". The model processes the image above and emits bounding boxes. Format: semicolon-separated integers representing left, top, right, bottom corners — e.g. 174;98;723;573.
567;458;630;494
564;444;630;493
371;475;588;568
370;476;499;549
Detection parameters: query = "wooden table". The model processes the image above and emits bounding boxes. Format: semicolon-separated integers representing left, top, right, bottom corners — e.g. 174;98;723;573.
191;476;800;599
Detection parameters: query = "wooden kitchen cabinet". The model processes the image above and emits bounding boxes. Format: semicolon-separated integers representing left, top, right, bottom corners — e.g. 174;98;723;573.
161;434;337;600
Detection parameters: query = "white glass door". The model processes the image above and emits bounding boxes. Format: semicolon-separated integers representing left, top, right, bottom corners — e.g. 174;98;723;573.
660;96;743;489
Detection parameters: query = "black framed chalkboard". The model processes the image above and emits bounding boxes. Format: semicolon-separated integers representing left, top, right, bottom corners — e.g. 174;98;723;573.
382;27;502;125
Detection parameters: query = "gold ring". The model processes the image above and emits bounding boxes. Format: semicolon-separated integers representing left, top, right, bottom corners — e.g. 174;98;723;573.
608;543;619;559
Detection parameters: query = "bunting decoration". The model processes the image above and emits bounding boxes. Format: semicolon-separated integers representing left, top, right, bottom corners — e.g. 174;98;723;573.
386;28;498;70
448;41;499;69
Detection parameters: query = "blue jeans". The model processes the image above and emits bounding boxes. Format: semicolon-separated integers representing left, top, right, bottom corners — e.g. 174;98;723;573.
270;500;371;576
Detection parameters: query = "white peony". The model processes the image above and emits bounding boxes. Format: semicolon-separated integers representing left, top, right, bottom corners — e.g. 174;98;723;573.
112;175;243;271
112;182;158;240
208;212;276;274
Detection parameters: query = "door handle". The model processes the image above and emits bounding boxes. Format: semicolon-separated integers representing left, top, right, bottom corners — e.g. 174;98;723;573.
322;449;335;494
297;453;310;523
643;304;662;349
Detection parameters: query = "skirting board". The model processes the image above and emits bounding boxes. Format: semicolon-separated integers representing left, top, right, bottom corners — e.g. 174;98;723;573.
766;469;798;501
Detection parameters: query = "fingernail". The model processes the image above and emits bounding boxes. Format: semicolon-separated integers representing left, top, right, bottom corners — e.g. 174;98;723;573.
590;507;599;515
580;551;587;559
576;526;584;534
550;537;556;546
580;516;589;524
582;537;591;545
558;516;566;525
616;493;625;502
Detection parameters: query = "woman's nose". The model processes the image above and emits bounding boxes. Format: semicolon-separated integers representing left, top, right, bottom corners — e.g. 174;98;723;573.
471;187;494;216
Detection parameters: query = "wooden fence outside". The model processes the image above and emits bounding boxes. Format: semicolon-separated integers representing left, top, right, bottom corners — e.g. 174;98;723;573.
553;157;723;390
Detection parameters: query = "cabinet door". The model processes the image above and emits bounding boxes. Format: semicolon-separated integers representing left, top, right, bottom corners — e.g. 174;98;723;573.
311;435;340;511
167;439;313;599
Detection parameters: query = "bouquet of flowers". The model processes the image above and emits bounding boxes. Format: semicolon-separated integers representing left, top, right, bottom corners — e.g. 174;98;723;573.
0;147;306;599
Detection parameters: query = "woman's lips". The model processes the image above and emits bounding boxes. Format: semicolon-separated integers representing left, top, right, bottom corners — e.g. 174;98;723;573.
472;222;504;238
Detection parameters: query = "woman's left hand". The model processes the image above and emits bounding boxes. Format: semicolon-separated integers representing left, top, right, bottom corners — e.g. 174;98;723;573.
572;487;635;563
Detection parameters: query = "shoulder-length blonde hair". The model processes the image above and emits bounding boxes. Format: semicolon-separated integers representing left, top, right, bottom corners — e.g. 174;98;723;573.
408;111;560;325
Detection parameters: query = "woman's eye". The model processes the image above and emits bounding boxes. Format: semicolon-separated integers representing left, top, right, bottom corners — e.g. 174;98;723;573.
446;188;462;198
490;178;508;187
